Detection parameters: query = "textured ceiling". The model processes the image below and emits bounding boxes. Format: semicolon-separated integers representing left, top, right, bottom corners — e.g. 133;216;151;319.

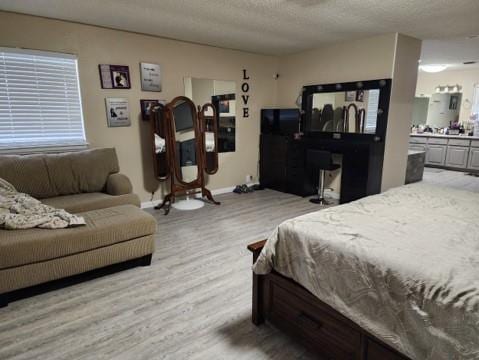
1;0;479;57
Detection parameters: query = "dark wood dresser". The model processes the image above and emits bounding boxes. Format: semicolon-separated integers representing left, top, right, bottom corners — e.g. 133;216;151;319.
259;134;316;197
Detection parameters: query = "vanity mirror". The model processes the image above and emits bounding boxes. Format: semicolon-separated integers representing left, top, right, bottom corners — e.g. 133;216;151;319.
302;79;391;141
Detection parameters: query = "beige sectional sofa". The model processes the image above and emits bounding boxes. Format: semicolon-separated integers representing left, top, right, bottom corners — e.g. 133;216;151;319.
0;148;156;306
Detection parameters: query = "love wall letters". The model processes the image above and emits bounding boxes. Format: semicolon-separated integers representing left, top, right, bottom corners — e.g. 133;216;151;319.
241;69;250;118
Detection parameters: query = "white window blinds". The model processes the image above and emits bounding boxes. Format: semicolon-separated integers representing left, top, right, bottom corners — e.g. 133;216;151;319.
0;48;86;151
364;89;380;133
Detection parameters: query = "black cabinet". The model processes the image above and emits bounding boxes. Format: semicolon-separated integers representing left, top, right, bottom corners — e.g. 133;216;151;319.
259;133;385;203
260;134;315;196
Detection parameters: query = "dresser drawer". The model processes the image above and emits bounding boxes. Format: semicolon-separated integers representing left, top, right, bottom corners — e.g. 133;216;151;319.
448;138;470;146
427;137;448;145
268;282;361;359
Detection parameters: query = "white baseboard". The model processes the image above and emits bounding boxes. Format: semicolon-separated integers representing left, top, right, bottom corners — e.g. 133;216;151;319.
140;183;258;209
141;199;162;209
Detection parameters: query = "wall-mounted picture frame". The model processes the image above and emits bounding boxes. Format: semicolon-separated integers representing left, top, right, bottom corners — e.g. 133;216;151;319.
345;91;355;102
140;99;165;120
105;98;130;127
99;64;131;89
356;90;365;102
140;62;161;92
449;95;459;110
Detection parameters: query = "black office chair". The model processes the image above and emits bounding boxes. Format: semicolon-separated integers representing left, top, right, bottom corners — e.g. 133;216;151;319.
307;150;340;205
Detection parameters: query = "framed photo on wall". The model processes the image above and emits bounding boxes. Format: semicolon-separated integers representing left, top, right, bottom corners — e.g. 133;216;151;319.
356;90;364;102
345;91;355;102
105;98;130;127
140;63;161;92
99;64;131;89
140;99;165;120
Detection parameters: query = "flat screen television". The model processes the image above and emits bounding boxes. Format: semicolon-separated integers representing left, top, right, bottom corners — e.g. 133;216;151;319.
261;108;300;135
173;100;194;131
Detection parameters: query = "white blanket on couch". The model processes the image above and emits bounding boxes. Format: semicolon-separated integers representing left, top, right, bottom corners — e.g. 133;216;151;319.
0;178;85;230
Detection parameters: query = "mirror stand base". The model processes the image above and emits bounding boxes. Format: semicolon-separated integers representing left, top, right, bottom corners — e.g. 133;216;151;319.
155;188;220;215
202;188;221;205
172;197;205;211
155;194;172;215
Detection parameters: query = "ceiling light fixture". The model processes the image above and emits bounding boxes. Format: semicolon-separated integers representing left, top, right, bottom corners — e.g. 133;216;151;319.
420;64;448;73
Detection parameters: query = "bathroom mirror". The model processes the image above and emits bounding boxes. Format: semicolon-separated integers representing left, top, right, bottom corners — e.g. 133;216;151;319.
169;97;200;185
184;77;236;153
411;93;462;128
302;79;391;140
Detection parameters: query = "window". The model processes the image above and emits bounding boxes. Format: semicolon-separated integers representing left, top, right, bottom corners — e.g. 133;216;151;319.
0;48;86;152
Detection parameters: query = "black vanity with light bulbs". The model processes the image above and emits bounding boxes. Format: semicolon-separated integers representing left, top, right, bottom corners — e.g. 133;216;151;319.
260;79;392;204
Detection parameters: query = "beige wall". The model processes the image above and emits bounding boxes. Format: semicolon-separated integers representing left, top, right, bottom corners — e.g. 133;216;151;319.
276;34;397;107
0;11;421;201
276;33;421;192
382;34;422;190
416;67;479;124
0;11;279;203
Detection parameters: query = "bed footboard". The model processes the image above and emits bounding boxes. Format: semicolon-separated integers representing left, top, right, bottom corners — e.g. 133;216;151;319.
247;240;409;360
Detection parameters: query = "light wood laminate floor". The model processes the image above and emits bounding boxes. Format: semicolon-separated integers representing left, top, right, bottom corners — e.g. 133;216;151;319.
2;169;477;360
0;189;323;360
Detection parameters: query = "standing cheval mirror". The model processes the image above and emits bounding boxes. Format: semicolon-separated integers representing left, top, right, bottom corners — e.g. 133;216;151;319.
151;96;220;215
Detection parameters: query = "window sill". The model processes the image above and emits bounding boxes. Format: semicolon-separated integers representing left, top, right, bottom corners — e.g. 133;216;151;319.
0;143;90;155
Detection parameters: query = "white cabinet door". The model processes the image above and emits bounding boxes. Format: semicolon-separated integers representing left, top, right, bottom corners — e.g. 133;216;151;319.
426;145;446;165
445;146;469;168
468;148;479;170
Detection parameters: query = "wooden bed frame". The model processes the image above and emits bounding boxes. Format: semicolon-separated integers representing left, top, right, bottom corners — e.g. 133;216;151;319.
248;240;410;360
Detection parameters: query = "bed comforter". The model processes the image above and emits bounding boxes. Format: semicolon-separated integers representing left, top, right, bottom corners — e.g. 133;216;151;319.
254;183;479;360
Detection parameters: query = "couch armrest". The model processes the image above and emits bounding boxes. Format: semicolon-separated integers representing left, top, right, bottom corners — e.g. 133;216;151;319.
106;173;133;196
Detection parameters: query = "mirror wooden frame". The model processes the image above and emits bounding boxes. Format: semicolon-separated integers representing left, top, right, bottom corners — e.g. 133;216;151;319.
150;103;169;181
152;96;220;215
200;103;219;175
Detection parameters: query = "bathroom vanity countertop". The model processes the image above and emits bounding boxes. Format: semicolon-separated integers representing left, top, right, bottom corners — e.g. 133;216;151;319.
410;133;479;140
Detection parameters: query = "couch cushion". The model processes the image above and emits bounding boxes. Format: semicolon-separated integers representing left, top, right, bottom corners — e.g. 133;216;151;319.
44;148;120;195
0;205;157;270
42;192;141;213
0;154;54;198
0;148;120;199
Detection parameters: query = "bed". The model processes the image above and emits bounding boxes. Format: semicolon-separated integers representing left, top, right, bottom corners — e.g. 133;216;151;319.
248;183;479;360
